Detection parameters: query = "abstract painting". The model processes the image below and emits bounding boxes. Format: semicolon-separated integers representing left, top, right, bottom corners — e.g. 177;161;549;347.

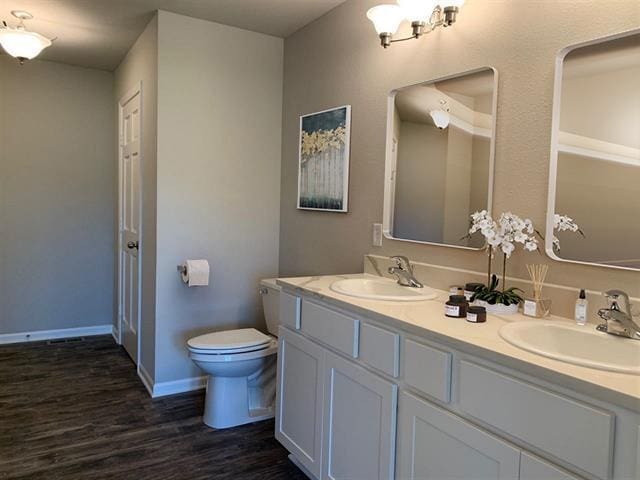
297;105;351;212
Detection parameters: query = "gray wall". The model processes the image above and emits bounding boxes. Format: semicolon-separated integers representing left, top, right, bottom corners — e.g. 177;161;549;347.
154;12;283;383
556;152;640;265
0;57;115;334
279;0;640;300
394;121;447;242
114;15;158;378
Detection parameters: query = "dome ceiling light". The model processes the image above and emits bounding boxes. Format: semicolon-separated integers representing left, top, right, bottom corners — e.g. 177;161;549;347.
367;0;465;48
0;11;53;64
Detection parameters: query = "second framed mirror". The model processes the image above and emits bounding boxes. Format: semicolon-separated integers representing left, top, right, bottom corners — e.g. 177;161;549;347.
383;67;498;249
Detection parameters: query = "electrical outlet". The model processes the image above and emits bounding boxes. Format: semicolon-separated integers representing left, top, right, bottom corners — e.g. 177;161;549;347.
372;223;383;247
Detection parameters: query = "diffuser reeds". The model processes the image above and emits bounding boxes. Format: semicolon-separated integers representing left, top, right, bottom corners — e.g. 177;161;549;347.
524;264;551;318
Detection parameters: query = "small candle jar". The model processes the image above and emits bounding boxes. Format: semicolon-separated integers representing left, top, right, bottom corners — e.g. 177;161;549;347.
445;295;468;318
464;282;484;301
449;285;464;296
466;305;487;323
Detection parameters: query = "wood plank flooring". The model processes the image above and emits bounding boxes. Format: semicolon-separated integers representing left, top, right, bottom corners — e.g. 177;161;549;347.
0;335;307;480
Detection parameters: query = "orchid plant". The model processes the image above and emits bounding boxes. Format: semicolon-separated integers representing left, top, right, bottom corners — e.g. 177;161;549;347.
551;214;585;252
468;210;539;306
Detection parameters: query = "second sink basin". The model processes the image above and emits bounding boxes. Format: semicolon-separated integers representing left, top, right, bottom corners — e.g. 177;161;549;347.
330;277;437;302
499;320;640;374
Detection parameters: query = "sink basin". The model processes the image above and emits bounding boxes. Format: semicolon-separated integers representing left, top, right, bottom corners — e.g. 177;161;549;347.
330;277;437;302
499;321;640;374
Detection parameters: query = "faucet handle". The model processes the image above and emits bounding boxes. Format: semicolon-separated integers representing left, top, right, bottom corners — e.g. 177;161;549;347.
391;255;412;271
604;289;631;314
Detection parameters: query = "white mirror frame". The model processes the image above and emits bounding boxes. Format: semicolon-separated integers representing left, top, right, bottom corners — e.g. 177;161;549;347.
382;67;499;250
546;28;640;272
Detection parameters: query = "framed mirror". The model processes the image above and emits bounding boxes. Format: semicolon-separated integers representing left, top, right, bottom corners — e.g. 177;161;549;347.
547;29;640;270
383;67;497;249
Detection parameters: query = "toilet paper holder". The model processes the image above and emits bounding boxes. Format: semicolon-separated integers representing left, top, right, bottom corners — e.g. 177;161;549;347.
177;265;187;275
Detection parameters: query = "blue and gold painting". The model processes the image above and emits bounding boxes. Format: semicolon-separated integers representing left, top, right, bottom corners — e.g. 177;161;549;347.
298;105;351;212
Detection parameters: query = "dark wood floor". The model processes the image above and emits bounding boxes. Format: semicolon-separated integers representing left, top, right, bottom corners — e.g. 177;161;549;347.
0;335;307;480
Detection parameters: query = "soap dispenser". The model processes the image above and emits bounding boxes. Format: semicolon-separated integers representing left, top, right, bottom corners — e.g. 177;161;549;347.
575;289;588;326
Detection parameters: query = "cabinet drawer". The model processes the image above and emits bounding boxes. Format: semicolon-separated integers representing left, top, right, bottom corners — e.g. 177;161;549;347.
301;299;359;357
280;291;301;330
404;339;452;403
359;323;400;377
520;453;582;480
459;361;614;480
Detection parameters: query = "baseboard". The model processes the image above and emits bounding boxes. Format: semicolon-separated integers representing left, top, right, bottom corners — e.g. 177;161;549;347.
111;325;119;343
152;375;207;398
138;363;155;397
0;324;113;345
136;363;206;398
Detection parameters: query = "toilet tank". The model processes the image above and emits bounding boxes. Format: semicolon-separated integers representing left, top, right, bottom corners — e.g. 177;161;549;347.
260;278;281;336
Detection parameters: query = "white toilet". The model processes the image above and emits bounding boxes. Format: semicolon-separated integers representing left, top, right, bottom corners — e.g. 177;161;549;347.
187;278;281;429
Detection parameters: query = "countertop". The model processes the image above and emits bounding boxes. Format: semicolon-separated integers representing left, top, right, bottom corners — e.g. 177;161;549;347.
277;273;640;413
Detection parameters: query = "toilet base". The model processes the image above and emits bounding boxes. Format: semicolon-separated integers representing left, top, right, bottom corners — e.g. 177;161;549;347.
202;375;275;429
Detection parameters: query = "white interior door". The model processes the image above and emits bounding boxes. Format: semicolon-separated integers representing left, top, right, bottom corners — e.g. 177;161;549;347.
118;85;142;364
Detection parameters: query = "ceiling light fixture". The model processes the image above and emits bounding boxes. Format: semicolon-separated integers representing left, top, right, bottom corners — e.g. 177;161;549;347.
430;99;450;129
0;11;53;64
367;0;465;48
430;109;450;129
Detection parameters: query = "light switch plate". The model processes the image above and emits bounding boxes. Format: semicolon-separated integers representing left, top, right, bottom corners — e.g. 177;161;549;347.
372;223;383;247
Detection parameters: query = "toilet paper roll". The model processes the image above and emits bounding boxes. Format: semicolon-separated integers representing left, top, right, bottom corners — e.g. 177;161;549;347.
181;259;210;287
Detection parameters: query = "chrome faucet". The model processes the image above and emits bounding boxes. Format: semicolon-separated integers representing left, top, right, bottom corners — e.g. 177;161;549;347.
597;290;640;340
388;256;423;288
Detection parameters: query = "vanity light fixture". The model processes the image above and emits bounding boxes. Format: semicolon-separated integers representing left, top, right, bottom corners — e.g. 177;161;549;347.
367;0;465;48
0;11;53;64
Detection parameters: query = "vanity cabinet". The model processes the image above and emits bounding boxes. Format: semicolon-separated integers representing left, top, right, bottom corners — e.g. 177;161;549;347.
520;453;582;480
397;391;521;480
323;352;397;480
276;288;638;480
275;327;324;478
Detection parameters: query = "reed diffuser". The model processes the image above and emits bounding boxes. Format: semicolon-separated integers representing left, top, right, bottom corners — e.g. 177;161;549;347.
523;264;552;318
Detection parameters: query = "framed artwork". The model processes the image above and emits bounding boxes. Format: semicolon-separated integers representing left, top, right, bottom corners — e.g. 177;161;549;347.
297;105;351;212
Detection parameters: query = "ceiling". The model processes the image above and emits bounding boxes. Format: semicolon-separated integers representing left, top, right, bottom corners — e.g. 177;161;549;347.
0;0;345;71
396;69;495;124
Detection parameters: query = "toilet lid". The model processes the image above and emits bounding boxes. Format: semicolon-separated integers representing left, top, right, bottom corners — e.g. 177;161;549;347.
187;328;272;351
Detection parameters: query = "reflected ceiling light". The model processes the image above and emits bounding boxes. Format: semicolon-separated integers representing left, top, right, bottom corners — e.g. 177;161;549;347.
430;109;450;129
367;0;466;48
0;11;53;64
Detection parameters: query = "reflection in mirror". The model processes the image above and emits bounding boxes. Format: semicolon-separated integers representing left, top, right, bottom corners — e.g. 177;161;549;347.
384;68;497;249
549;31;640;270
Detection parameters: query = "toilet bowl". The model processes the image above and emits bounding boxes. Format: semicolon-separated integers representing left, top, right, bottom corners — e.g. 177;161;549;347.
187;278;281;429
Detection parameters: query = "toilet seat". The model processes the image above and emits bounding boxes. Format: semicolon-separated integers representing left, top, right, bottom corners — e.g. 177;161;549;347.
187;328;271;355
189;339;278;363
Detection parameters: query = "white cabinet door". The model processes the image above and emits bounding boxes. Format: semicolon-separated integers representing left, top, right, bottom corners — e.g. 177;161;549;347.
323;352;397;480
397;391;520;480
520;453;582;480
276;328;325;479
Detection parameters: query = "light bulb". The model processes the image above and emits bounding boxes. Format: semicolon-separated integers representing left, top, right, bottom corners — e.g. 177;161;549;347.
366;4;404;35
397;0;437;23
0;27;51;60
430;109;450;129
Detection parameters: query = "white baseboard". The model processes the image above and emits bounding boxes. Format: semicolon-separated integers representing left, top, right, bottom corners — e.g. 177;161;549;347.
0;324;113;345
137;363;206;398
152;375;207;398
111;325;120;343
138;363;155;397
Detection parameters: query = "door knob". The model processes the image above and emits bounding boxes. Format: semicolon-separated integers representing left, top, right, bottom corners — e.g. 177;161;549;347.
127;241;139;250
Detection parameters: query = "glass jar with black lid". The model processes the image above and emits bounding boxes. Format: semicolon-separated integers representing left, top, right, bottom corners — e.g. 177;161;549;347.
445;295;468;318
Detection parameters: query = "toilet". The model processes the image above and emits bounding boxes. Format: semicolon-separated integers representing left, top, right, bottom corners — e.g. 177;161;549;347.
187;278;281;429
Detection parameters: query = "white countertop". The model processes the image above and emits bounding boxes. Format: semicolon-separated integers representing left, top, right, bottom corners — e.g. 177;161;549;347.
277;273;640;413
